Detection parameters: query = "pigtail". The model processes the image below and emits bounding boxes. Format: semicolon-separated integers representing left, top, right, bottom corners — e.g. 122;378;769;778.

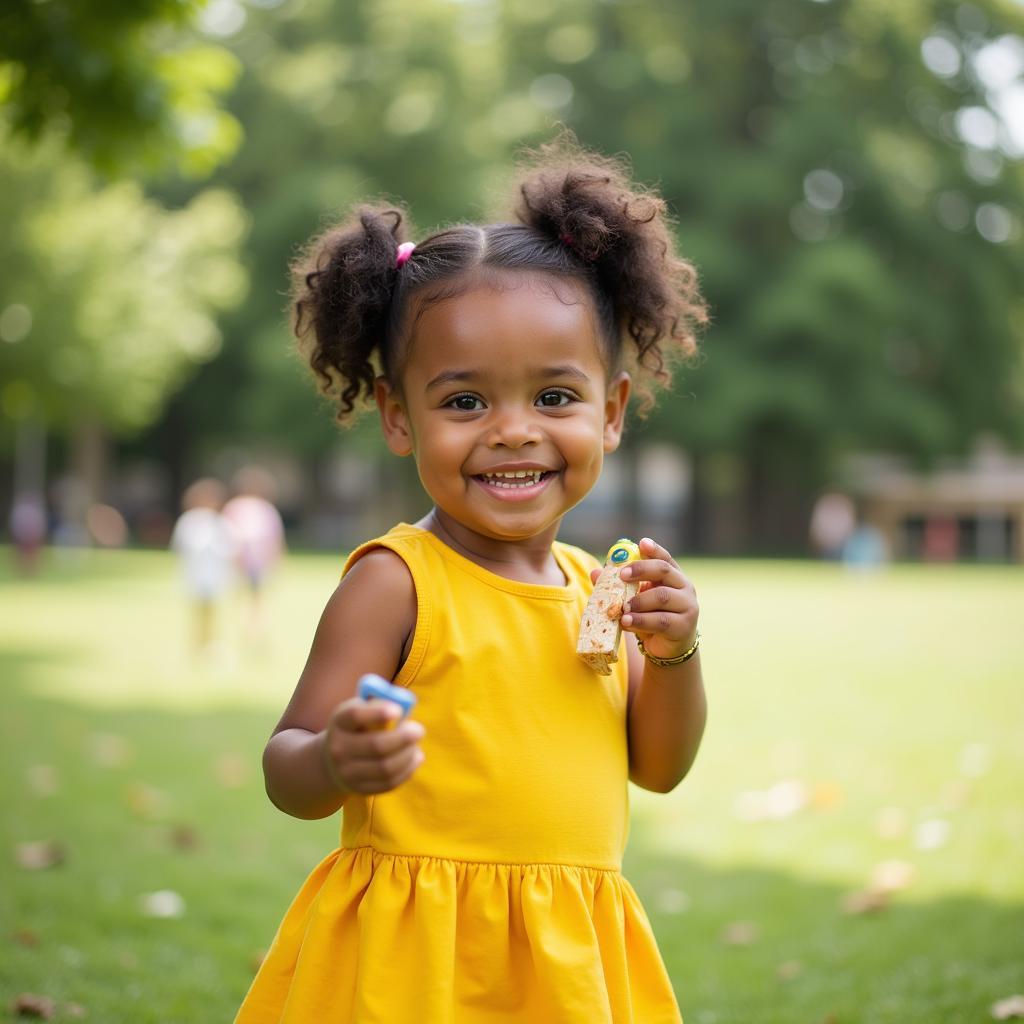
291;205;410;422
512;132;708;412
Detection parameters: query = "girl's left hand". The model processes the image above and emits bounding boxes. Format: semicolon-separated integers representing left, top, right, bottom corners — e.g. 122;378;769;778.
591;537;699;663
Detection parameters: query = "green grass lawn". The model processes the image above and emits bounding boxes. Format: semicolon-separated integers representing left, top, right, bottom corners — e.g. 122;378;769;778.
1;547;1022;1023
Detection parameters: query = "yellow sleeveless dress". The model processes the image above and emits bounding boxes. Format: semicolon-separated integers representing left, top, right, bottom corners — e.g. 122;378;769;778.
236;524;683;1024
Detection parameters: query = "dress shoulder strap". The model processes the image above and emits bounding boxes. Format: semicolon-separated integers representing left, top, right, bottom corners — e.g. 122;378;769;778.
342;522;431;578
341;524;436;689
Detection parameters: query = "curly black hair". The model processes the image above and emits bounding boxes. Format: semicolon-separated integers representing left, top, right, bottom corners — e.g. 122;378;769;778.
292;132;708;422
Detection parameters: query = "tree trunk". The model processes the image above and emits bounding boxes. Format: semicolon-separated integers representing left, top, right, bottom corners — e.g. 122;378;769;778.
70;416;108;532
14;417;47;499
742;446;817;556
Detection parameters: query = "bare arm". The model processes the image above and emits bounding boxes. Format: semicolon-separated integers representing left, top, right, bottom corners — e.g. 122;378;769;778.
613;537;708;793
625;640;706;793
263;549;422;819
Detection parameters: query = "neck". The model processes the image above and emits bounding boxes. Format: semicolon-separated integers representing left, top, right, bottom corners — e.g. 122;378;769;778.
417;508;566;586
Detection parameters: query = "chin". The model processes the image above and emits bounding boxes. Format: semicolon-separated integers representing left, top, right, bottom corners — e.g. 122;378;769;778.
481;521;554;541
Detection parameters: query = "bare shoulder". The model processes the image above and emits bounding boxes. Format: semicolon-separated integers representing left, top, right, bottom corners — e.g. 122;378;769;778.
274;546;417;733
322;545;417;660
340;546;416;603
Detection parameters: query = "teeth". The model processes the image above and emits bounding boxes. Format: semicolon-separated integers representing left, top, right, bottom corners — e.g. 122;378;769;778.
481;470;544;488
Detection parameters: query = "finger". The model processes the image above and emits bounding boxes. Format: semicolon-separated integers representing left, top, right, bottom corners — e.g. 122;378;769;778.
620;608;693;640
332;697;404;732
340;719;425;760
618;558;687;590
624;585;693;615
343;746;425;792
639;536;679;566
589;567;601;585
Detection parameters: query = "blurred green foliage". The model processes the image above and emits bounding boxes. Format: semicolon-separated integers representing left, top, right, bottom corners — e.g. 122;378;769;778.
2;0;1023;545
0;0;242;176
0;135;249;438
163;0;1024;490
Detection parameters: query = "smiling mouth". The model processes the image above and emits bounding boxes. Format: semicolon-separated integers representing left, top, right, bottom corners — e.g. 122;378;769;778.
474;470;555;490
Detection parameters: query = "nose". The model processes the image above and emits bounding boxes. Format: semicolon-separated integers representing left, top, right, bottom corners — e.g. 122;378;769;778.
485;404;541;449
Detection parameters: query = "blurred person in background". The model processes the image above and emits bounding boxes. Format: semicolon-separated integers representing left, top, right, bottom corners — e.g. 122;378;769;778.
222;464;286;639
842;517;890;571
809;490;856;561
170;477;238;659
8;491;47;575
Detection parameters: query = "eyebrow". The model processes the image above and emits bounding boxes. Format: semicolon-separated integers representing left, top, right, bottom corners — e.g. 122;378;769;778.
426;365;592;390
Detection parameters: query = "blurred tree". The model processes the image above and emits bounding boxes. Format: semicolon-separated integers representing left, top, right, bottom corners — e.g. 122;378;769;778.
561;0;1024;550
0;0;242;176
0;133;249;508
134;0;1023;552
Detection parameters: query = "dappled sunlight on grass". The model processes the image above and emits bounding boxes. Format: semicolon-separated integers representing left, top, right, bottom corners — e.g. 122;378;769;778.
624;844;1024;1024
1;548;340;711
1;548;1022;1021
631;557;1024;902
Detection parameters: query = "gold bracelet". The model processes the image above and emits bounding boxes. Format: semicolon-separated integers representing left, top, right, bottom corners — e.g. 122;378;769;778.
637;631;701;667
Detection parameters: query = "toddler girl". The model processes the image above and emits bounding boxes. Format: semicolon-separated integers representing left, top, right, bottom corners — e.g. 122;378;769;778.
237;135;708;1024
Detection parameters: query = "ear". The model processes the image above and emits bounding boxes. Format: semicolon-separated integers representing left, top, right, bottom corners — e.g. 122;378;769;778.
602;371;631;453
374;376;414;457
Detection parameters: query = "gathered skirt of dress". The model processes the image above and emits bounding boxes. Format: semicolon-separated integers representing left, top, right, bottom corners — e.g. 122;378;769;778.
236;846;682;1024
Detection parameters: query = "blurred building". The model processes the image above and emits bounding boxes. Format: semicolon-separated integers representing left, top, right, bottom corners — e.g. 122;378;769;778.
846;438;1024;563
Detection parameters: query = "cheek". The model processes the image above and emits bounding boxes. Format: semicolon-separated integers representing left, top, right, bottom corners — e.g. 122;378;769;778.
416;424;472;473
559;417;607;468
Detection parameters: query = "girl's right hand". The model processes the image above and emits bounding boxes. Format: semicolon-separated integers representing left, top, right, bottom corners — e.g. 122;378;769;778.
321;698;426;795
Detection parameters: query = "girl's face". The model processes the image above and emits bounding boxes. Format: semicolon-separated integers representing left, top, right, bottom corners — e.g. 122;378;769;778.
375;272;630;547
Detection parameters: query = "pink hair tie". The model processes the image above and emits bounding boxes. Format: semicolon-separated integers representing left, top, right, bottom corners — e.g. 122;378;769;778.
559;232;596;261
395;241;416;268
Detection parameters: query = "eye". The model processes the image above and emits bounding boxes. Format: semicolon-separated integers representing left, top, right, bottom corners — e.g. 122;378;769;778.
446;393;485;412
536;389;574;408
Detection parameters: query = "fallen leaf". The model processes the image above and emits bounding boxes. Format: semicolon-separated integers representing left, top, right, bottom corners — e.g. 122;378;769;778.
721;921;759;945
13;928;40;947
876;806;907;840
940;779;972;811
809;781;844;810
11;993;55;1018
26;765;58;797
870;859;916;894
777;960;802;980
767;780;807;818
915;817;951;851
734;780;807;822
90;733;130;768
14;841;66;871
960;741;991;779
123;783;169;820
57;946;84;968
992;994;1024;1019
842;888;889;915
215;752;250;789
139;890;185;919
168;825;200;851
654;888;691;914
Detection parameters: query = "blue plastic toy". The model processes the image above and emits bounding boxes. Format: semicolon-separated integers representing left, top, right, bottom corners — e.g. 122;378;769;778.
357;673;417;719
